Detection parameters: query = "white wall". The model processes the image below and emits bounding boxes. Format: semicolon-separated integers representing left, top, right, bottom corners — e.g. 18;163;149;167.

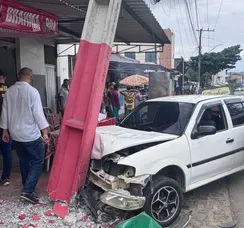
18;38;45;75
57;44;77;84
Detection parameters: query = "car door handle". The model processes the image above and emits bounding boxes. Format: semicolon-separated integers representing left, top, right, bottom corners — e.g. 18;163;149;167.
226;138;234;144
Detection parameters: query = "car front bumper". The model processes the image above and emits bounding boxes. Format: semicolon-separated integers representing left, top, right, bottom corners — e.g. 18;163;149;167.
89;168;150;211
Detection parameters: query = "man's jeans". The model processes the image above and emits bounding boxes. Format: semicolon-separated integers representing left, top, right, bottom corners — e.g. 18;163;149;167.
0;139;12;180
13;138;44;194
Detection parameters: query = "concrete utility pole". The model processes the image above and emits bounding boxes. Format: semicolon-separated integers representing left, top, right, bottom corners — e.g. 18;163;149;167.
182;56;185;95
48;0;123;218
196;28;214;90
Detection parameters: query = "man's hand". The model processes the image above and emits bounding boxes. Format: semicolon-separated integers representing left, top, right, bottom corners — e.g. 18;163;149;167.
2;129;9;143
41;128;49;144
42;133;49;144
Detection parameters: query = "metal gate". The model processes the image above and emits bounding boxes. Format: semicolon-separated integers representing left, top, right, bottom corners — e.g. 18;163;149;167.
45;64;57;113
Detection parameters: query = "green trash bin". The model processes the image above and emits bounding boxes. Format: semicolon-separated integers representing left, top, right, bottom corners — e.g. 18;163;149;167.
115;212;162;228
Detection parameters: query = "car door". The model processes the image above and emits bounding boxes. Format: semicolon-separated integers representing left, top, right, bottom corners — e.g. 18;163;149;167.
223;98;244;169
187;100;236;185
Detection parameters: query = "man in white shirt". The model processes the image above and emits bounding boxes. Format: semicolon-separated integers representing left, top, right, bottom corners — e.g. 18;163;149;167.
0;67;49;204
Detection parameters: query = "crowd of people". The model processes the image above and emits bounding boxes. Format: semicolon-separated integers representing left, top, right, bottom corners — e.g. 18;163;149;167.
101;83;145;122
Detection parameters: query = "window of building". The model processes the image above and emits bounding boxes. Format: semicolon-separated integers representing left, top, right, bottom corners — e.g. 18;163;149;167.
145;52;156;63
226;101;244;127
124;52;136;60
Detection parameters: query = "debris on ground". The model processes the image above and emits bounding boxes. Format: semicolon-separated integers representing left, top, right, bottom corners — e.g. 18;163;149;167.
0;194;123;228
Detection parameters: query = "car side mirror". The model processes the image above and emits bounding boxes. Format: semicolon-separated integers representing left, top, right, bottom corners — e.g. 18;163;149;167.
198;125;216;135
191;125;216;139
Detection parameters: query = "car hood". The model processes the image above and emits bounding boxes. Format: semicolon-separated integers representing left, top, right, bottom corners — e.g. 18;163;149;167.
96;125;178;157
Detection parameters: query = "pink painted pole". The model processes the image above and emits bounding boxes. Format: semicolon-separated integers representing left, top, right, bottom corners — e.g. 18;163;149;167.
48;0;122;218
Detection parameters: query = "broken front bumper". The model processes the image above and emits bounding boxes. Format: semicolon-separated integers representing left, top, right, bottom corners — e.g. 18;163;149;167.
89;168;149;210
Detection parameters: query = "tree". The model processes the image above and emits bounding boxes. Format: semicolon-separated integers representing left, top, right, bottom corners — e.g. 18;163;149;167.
189;45;243;84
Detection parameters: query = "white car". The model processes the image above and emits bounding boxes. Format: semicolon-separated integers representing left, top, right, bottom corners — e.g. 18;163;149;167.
89;95;244;226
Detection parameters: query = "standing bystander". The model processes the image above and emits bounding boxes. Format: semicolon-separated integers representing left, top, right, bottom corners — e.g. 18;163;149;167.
121;86;138;116
58;79;69;115
0;67;49;204
111;84;120;121
0;69;12;186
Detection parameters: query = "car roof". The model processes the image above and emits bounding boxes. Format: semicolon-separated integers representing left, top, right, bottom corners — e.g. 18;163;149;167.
147;95;244;104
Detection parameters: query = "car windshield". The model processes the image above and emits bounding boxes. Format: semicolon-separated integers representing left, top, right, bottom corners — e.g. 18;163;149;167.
120;101;195;136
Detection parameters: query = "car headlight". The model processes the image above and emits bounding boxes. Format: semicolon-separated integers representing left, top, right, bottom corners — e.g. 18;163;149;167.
123;166;136;178
100;190;145;211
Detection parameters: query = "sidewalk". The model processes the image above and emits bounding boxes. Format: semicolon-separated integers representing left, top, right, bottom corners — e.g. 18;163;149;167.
0;172;118;228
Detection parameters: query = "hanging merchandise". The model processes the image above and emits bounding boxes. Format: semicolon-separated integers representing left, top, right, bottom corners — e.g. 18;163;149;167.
0;0;58;37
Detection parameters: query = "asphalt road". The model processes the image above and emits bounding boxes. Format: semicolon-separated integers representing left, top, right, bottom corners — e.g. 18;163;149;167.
228;171;244;228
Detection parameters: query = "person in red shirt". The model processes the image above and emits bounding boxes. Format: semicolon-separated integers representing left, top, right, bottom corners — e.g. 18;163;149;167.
111;84;120;122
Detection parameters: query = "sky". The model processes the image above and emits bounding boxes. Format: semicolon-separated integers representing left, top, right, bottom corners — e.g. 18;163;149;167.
146;0;244;71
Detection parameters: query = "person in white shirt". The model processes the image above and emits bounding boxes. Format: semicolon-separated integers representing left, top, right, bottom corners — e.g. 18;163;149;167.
0;67;49;204
59;79;69;115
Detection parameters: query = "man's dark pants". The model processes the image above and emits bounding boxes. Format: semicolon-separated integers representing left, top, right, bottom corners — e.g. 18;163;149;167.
13;138;44;194
0;139;12;180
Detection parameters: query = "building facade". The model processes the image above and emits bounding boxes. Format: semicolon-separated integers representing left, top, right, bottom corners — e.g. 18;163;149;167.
159;29;175;69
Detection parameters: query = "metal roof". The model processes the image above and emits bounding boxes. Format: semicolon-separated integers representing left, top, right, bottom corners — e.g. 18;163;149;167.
18;0;170;44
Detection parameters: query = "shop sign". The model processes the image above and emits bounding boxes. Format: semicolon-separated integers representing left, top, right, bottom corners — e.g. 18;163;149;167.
0;0;58;37
202;87;231;95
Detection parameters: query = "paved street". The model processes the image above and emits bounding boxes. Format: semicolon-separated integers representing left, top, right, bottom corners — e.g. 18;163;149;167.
228;171;244;228
180;170;244;228
183;179;235;228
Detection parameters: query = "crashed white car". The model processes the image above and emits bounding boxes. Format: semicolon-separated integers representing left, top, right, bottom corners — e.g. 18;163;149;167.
89;95;244;226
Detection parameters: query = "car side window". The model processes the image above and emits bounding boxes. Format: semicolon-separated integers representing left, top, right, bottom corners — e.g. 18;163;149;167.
226;101;244;127
198;104;227;132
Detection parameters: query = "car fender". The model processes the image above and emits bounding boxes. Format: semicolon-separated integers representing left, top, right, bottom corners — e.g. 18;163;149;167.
118;136;191;188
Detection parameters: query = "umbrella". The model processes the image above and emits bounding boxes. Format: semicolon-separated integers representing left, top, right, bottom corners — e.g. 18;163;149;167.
119;74;149;86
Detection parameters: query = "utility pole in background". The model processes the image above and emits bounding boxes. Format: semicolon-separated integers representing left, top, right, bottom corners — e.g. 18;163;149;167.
196;28;214;91
182;56;185;95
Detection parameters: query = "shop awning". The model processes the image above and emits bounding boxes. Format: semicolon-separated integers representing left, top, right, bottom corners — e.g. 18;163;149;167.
17;0;170;45
0;0;58;37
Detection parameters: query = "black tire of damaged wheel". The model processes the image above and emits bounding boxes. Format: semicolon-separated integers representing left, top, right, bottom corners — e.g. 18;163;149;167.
143;177;183;227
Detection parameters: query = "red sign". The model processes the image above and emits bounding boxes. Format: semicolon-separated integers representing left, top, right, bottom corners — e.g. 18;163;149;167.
0;0;58;37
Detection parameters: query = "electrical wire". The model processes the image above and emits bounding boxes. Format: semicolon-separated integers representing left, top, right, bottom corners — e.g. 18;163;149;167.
177;0;194;48
207;0;209;28
207;0;210;51
181;1;198;47
161;5;170;17
184;0;198;45
194;0;200;30
214;0;224;29
174;0;185;57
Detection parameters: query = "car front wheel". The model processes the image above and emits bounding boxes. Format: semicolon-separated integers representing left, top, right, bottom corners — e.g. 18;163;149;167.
143;177;183;227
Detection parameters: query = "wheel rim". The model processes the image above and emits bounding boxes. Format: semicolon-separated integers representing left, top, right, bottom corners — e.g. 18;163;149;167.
150;186;179;223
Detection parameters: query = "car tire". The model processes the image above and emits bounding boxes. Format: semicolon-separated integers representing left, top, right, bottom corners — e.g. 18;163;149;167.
143;177;183;227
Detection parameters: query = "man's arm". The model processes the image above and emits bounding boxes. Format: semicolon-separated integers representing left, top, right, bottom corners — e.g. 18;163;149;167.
59;89;65;110
0;92;8;130
32;90;49;141
0;92;10;143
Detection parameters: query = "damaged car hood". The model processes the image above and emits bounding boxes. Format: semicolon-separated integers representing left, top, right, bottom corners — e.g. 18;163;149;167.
96;126;178;157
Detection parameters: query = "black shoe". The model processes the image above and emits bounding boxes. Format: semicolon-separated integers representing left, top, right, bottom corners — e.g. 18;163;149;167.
20;192;39;204
1;179;10;186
